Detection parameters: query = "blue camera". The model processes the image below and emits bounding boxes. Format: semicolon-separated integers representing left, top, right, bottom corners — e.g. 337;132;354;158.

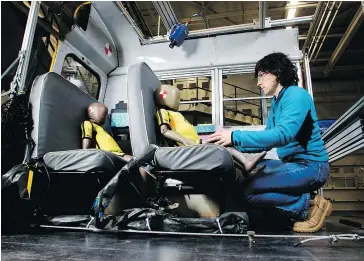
169;23;189;49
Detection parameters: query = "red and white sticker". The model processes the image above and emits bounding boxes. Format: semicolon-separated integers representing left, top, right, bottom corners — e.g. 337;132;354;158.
159;90;168;99
104;43;112;57
88;106;95;113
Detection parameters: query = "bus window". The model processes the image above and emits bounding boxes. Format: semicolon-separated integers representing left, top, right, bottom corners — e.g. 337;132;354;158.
61;54;100;99
161;76;212;126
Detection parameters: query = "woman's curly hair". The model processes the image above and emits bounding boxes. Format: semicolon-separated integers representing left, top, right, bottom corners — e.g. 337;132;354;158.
255;52;299;88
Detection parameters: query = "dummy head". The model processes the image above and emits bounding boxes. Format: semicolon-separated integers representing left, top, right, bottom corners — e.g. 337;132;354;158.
154;84;180;111
87;102;108;125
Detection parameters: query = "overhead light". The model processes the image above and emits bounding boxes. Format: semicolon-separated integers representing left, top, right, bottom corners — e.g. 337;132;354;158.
286;0;298;29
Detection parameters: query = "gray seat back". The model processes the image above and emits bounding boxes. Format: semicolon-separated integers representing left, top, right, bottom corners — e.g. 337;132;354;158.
29;72;97;157
127;63;161;157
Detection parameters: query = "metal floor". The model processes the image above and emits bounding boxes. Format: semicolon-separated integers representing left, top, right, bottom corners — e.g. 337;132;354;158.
2;215;364;261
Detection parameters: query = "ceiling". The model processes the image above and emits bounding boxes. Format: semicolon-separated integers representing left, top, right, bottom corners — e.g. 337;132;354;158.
8;1;364;81
127;1;364;80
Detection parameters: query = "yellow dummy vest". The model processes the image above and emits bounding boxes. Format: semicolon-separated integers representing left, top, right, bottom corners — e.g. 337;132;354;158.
81;120;125;156
156;108;200;146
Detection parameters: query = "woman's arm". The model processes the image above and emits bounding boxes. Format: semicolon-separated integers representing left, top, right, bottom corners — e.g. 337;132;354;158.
232;89;310;150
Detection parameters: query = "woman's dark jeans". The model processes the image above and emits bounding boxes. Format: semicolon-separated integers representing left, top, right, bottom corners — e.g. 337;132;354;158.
236;159;329;223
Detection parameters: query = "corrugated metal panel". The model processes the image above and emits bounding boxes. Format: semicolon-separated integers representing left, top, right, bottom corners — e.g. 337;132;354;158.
155;68;212;80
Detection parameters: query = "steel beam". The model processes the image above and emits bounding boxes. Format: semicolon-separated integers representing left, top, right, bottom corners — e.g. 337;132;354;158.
302;1;325;53
298;33;344;40
322;97;364;141
177;3;317;23
116;2;145;42
259;1;267;29
211;69;219;125
312;2;342;62
271;15;313;27
304;53;314;98
1;56;20;80
323;3;364;77
152;1;178;31
326;126;364;154
146;16;313;44
296;61;303;88
12;1;60;39
325;120;362;150
309;1;336;60
329;139;364;163
11;1;40;94
189;1;237;26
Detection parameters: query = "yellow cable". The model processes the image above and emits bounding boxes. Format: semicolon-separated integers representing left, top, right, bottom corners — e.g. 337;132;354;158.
49;40;60;72
27;170;34;198
73;2;92;20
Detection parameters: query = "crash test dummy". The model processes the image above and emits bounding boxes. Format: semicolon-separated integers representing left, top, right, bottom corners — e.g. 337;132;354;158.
154;84;267;180
81;102;152;204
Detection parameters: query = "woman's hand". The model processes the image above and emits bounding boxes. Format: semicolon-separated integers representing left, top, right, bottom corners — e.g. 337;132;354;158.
207;131;233;146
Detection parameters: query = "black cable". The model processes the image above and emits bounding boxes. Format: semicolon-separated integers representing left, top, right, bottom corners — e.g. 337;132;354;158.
188;12;208;29
39;161;51;197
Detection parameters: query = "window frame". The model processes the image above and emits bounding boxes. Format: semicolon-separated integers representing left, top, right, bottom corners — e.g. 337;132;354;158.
61;53;102;100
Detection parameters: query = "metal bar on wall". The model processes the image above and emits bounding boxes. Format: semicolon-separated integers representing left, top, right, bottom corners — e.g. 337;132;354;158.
218;69;224;126
156;70;211;80
261;90;268;125
180;100;212;104
211;69;218;125
222;96;272;102
270;15;313;27
304;53;314;98
145;16;313;44
259;1;267;29
296;61;303;88
11;1;41;94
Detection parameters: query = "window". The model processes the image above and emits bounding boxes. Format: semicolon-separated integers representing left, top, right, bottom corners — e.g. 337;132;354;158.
222;73;270;126
161;76;212;126
61;54;100;99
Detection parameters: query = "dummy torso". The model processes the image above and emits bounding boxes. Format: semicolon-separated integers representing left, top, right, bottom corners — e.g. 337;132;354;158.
156;108;200;146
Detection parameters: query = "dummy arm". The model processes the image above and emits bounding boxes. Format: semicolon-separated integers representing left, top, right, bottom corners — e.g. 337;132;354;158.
82;138;92;149
160;125;196;146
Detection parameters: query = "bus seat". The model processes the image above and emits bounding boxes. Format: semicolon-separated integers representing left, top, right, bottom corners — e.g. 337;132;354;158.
27;72;128;215
126;62;235;213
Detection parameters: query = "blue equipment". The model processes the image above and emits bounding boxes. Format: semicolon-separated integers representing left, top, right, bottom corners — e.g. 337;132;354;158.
168;23;189;49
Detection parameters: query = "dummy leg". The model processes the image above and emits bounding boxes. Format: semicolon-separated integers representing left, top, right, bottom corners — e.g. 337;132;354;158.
120;155;154;204
138;167;157;204
225;147;267;177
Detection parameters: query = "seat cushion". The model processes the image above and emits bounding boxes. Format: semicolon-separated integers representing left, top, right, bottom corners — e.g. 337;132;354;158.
154;145;234;173
43;149;128;173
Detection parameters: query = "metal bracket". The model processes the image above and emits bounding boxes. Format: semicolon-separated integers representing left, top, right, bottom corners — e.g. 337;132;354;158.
253;18;271;29
265;17;272;28
247;230;256;247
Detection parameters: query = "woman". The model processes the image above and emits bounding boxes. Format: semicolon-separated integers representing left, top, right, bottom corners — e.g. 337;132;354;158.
207;52;331;233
